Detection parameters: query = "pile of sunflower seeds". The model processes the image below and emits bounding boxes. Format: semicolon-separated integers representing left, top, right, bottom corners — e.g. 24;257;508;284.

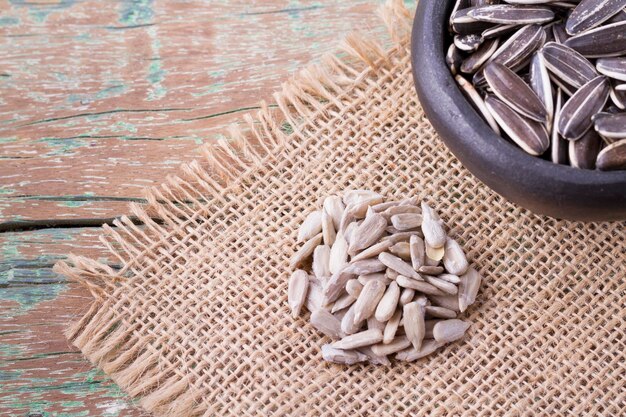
288;190;482;365
448;0;626;171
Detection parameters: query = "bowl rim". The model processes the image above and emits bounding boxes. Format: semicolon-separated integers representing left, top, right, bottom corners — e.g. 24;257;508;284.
411;0;626;189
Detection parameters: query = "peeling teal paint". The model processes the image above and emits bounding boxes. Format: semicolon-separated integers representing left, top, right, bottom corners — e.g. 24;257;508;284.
37;137;89;155
0;187;16;194
110;121;138;134
95;84;126;100
0;16;19;26
192;82;225;97
147;31;166;101
119;0;154;26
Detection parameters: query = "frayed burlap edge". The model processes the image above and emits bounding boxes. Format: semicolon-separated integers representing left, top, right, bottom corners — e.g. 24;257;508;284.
53;1;413;414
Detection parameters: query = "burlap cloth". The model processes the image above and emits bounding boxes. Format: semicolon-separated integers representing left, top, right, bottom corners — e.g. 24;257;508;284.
56;2;625;415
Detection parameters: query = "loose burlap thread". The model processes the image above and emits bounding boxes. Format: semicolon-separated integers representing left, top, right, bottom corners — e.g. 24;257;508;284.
55;1;626;415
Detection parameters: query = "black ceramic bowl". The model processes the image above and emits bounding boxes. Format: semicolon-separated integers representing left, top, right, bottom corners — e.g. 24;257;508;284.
411;0;626;221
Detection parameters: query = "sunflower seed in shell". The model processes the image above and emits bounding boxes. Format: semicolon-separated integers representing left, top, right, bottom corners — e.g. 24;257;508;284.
357;273;389;286
371;336;412;356
489;24;546;71
451;7;498;35
419;265;445;275
399;288;417;306
551;89;570;164
565;21;626;57
617;83;626;91
288;270;309;319
329;231;348;274
430;294;462;312
458;267;482;312
409;235;426;270
425;306;458;319
332;293;356;313
348;213;387;255
332;328;383;350
396;339;445;362
374;281;401;322
455;75;502;134
485;95;551;155
529;52;554;125
313;245;331;281
594;112;626;138
482;23;520;39
353;280;386;324
323;195;345;230
357;346;392;365
321;344;368;365
551;21;569;43
424;275;459;295
610;84;626;109
345;279;363;297
297;211;322;243
389;242;412;260
341;303;365;335
451;0;473;31
290;233;323;268
468;4;555;24
306;279;325;313
396;275;446;295
421;203;447;248
443;238;470;276
377;252;420;280
485;62;548;122
569;128;603;168
433;319;471;344
404;299;427;351
461;38;500;74
382;309;403;344
472;0;501;5
565;0;626;35
607;7;626;23
542;42;598;90
455;33;484;52
596;138;626;169
311;309;344;338
558;76;610;140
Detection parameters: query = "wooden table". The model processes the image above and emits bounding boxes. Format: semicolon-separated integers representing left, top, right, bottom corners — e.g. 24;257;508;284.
0;1;386;415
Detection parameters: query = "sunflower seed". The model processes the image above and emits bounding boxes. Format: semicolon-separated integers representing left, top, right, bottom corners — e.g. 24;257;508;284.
451;0;473;31
290;233;323;268
433;319;471;343
607;7;626;23
443;238;470;276
430;294;462;312
288;270;309;318
343;259;386;276
321;209;336;246
345;279;363;297
409;235;426;271
594;112;626;138
485;62;548;122
343;190;382;207
353;280;386;324
425;306;458;319
472;0;501;5
552;21;569;43
558;76;610;140
529;52;554;125
596;138;626;169
482;23;520;39
566;0;626;35
542;42;598;90
371;336;412;356
370;200;401;213
374;281;401;322
297;211;322;243
455;75;502;134
419;265;445;275
381;230;424;244
329;231;349;274
551;89;571;164
421;203;447;248
313;245;331;281
565;21;626;57
324;270;354;304
396;275;445;295
569;128;603;168
399;288;417;306
379;252;422;280
332;328;384;350
357;273;389;286
469;4;555;24
458;267;482;312
461;38;500;74
451;7;498;35
390;213;423;231
389;242;412;260
404;299;427;351
616;83;626;91
383;309;403;344
485;95;551;155
350;240;392;262
311;309;344;338
610;84;626;109
455;33;484;52
425;242;446;263
341;303;365;335
489;24;546;70
357;346;392;365
321;344;368;365
306;279;325;313
323;195;345;230
332;293;356;313
424;275;459;295
396;339;445;362
348;213;387;255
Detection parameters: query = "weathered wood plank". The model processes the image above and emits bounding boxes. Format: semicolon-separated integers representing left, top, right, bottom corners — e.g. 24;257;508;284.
0;0;382;224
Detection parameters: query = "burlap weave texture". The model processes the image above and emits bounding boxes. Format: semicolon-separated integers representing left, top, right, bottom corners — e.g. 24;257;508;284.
56;2;626;415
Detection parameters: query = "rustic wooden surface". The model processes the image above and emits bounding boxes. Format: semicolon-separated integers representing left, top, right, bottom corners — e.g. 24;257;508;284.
0;0;399;415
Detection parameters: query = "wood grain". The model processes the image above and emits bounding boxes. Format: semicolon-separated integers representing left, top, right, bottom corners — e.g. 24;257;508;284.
0;0;394;414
